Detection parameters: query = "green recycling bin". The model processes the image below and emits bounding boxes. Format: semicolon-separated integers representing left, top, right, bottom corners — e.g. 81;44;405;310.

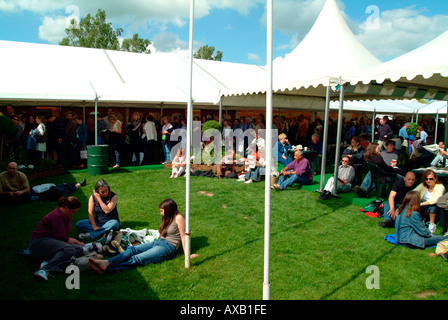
87;145;109;176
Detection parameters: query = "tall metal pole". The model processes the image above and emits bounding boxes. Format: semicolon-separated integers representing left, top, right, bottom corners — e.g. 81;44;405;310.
185;0;195;269
263;0;273;301
332;84;345;195
319;86;331;191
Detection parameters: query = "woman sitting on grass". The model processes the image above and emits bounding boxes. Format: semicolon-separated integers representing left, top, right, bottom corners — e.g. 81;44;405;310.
395;191;448;249
30;196;86;281
88;198;198;274
170;148;186;178
413;169;445;234
76;179;120;240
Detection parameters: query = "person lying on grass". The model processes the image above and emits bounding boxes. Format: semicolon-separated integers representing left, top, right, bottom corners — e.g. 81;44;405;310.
88;198;198;274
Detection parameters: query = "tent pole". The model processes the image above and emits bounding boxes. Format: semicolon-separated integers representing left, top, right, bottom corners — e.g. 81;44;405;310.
332;84;345;195
319;86;331;191
263;0;273;301
435;111;439;143
371;110;376;142
185;0;195;269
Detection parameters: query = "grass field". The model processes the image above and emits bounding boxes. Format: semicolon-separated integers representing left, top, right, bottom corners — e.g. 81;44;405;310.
1;165;447;300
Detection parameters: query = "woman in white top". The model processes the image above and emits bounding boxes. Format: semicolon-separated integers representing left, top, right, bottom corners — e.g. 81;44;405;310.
142;114;158;164
413;169;445;233
29;115;47;165
170;148;186;178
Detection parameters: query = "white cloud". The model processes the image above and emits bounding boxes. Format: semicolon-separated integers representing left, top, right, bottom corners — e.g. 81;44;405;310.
38;15;67;44
355;7;448;60
247;53;261;63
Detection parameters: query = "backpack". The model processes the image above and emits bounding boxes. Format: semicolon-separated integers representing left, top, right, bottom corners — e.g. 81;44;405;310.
429;239;448;259
362;200;384;216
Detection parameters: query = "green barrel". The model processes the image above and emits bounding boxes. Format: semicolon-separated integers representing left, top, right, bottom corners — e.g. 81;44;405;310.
87;145;109;176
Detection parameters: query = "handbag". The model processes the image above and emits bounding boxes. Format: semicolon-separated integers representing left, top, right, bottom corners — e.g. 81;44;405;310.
35;132;48;143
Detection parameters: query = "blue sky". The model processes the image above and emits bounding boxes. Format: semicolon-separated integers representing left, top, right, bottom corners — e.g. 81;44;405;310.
0;0;447;65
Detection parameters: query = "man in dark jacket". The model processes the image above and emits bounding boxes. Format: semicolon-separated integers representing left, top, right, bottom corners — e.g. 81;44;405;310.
46;115;69;167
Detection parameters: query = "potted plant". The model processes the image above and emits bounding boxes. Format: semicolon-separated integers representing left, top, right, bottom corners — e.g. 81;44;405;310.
407;122;419;140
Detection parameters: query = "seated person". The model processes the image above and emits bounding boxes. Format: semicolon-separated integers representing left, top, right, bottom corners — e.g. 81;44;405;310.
380;139;400;168
76;179;121;240
0;162;31;205
88;199;197;274
342;136;365;186
436;192;448;235
430;142;448;167
276;133;292;167
240;148;266;184
359;133;370;150
308;134;322;175
406;136;436;171
378;172;418;228
170;148;186;178
353;143;405;198
216;149;236;179
319;155;355;200
394;191;448;249
30;196;87;281
272;150;312;191
413;169;445;234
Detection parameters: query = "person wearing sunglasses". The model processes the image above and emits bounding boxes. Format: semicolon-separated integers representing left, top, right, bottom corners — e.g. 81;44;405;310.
319;155;355;200
413;169;445;234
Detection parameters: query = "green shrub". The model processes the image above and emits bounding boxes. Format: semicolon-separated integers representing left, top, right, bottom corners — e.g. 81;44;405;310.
407;122;419;135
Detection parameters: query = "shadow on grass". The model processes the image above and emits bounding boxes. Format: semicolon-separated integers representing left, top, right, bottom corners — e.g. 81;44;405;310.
319;245;399;300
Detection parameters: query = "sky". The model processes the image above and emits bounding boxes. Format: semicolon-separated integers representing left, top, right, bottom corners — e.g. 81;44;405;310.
0;0;447;65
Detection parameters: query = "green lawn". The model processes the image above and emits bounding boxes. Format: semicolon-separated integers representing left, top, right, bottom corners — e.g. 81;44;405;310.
1;165;447;300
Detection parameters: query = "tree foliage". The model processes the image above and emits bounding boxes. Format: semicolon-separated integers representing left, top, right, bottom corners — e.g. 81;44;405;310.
60;9;151;54
194;45;223;61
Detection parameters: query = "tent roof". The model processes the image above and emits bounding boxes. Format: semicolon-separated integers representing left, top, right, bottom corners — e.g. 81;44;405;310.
341;30;448;101
0;40;234;107
221;0;383;108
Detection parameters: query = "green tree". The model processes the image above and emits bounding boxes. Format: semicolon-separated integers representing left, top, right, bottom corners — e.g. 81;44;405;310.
121;33;151;54
60;9;151;54
194;45;223;61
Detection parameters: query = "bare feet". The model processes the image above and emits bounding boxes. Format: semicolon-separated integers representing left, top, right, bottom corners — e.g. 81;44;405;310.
88;258;109;275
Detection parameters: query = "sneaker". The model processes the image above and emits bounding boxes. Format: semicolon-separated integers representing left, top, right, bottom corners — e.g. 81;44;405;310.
273;184;281;191
79;178;87;186
441;253;448;262
34;269;49;281
428;223;437;234
79;232;91;240
245;179;253;184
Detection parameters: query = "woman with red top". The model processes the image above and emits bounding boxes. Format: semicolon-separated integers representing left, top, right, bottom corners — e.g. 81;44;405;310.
29;196;86;281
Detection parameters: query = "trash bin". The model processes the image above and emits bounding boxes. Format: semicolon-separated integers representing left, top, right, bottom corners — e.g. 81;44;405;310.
87;145;109;176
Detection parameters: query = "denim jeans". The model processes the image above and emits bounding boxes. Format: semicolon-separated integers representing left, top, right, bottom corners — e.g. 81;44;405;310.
245;166;262;181
278;173;311;190
76;219;120;239
106;238;177;271
383;202;401;221
162;143;172;162
361;172;403;192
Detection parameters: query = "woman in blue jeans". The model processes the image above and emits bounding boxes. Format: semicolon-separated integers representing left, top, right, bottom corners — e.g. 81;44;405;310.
395;191;448;249
88;199;198;273
77;179;120;240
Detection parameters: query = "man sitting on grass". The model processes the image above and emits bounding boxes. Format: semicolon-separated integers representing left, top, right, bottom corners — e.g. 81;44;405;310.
0;162;31;205
272;150;312;191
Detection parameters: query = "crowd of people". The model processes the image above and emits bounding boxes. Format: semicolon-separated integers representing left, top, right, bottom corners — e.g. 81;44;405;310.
3;105;448;281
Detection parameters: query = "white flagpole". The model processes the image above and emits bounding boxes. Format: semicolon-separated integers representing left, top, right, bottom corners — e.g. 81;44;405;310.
185;0;195;269
263;0;273;300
